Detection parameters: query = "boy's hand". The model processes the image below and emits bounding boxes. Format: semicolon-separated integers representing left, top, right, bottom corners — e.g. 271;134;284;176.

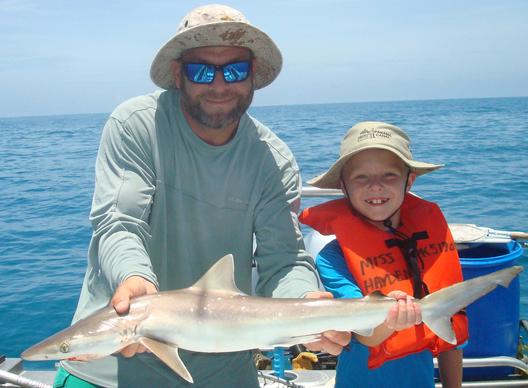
302;291;352;355
384;290;422;331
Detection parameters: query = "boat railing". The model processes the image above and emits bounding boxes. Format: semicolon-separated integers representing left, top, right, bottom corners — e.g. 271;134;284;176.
301;187;343;198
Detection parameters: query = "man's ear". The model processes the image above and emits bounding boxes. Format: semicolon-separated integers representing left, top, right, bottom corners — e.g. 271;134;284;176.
406;172;417;192
251;58;257;86
171;60;182;89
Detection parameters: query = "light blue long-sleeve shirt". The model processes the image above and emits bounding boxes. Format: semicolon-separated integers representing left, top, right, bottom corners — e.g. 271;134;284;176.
63;89;319;387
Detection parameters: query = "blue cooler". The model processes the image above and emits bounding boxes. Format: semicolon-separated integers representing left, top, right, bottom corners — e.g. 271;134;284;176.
457;241;523;380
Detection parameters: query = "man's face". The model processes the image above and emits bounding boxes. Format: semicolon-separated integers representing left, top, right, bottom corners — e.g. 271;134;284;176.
172;46;255;131
341;149;415;225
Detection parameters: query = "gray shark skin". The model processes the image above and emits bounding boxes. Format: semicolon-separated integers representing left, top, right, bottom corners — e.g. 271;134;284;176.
21;254;522;383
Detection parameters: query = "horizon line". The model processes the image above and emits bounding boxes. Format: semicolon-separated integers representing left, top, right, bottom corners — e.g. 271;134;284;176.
1;94;526;120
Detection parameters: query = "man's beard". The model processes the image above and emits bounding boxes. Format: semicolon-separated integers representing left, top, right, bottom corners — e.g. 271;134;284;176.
180;80;254;130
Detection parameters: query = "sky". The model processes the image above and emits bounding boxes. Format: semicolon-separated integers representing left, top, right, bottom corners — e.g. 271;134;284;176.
1;0;527;118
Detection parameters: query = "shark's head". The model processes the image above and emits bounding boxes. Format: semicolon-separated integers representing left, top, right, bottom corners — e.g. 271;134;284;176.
22;308;133;361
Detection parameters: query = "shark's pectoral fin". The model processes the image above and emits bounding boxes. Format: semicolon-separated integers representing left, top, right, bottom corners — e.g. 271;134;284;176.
423;316;457;345
139;337;193;383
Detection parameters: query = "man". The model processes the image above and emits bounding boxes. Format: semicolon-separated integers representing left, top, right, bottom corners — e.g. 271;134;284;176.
56;4;349;387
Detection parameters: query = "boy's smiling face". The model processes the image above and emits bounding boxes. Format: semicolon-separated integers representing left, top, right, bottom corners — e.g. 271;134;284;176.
340;149;416;228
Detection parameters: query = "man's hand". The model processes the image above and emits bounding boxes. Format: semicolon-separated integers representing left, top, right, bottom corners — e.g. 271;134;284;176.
384;290;422;331
302;291;352;355
111;275;157;357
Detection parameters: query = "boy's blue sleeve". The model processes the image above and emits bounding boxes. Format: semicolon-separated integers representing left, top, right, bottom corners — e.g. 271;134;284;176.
316;239;363;299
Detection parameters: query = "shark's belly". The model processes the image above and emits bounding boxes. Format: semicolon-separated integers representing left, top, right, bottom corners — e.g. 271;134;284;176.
143;317;285;351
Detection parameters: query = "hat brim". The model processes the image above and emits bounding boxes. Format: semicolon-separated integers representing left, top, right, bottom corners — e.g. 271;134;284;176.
308;145;443;189
150;21;282;90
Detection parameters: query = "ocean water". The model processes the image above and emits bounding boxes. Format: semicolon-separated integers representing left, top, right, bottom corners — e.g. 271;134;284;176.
1;97;527;361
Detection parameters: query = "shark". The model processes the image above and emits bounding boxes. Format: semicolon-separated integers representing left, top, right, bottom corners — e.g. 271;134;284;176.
22;254;522;383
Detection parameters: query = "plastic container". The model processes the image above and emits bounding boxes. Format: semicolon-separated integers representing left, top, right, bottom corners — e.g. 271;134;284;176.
457;241;523;380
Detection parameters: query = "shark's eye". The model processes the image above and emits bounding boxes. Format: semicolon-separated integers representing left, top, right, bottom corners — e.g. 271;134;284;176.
59;342;70;353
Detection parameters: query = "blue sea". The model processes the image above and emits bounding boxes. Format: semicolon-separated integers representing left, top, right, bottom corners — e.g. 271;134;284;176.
1;97;527;362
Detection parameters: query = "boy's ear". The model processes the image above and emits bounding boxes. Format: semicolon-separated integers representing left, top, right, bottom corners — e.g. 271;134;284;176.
406;172;417;192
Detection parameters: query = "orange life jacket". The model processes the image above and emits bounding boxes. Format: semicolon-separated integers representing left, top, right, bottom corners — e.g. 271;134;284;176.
300;193;468;368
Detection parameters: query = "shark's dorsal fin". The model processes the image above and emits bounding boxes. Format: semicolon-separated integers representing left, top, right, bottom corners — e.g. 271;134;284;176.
190;254;243;294
139;337;193;383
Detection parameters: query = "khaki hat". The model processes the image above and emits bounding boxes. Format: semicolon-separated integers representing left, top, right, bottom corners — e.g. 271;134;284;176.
150;4;282;90
308;121;443;189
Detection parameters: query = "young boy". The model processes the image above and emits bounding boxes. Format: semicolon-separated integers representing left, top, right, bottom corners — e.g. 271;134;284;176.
299;122;468;388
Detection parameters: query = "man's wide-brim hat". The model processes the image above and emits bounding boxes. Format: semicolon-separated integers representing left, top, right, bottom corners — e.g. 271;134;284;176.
150;4;282;90
308;121;443;189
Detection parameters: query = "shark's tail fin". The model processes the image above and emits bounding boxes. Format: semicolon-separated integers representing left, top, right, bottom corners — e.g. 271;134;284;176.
419;266;523;344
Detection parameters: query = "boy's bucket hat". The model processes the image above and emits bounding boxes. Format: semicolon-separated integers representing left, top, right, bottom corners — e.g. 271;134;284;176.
308;121;443;189
150;4;282;90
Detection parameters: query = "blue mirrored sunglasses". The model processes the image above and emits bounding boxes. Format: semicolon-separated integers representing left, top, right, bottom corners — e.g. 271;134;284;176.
183;61;251;84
